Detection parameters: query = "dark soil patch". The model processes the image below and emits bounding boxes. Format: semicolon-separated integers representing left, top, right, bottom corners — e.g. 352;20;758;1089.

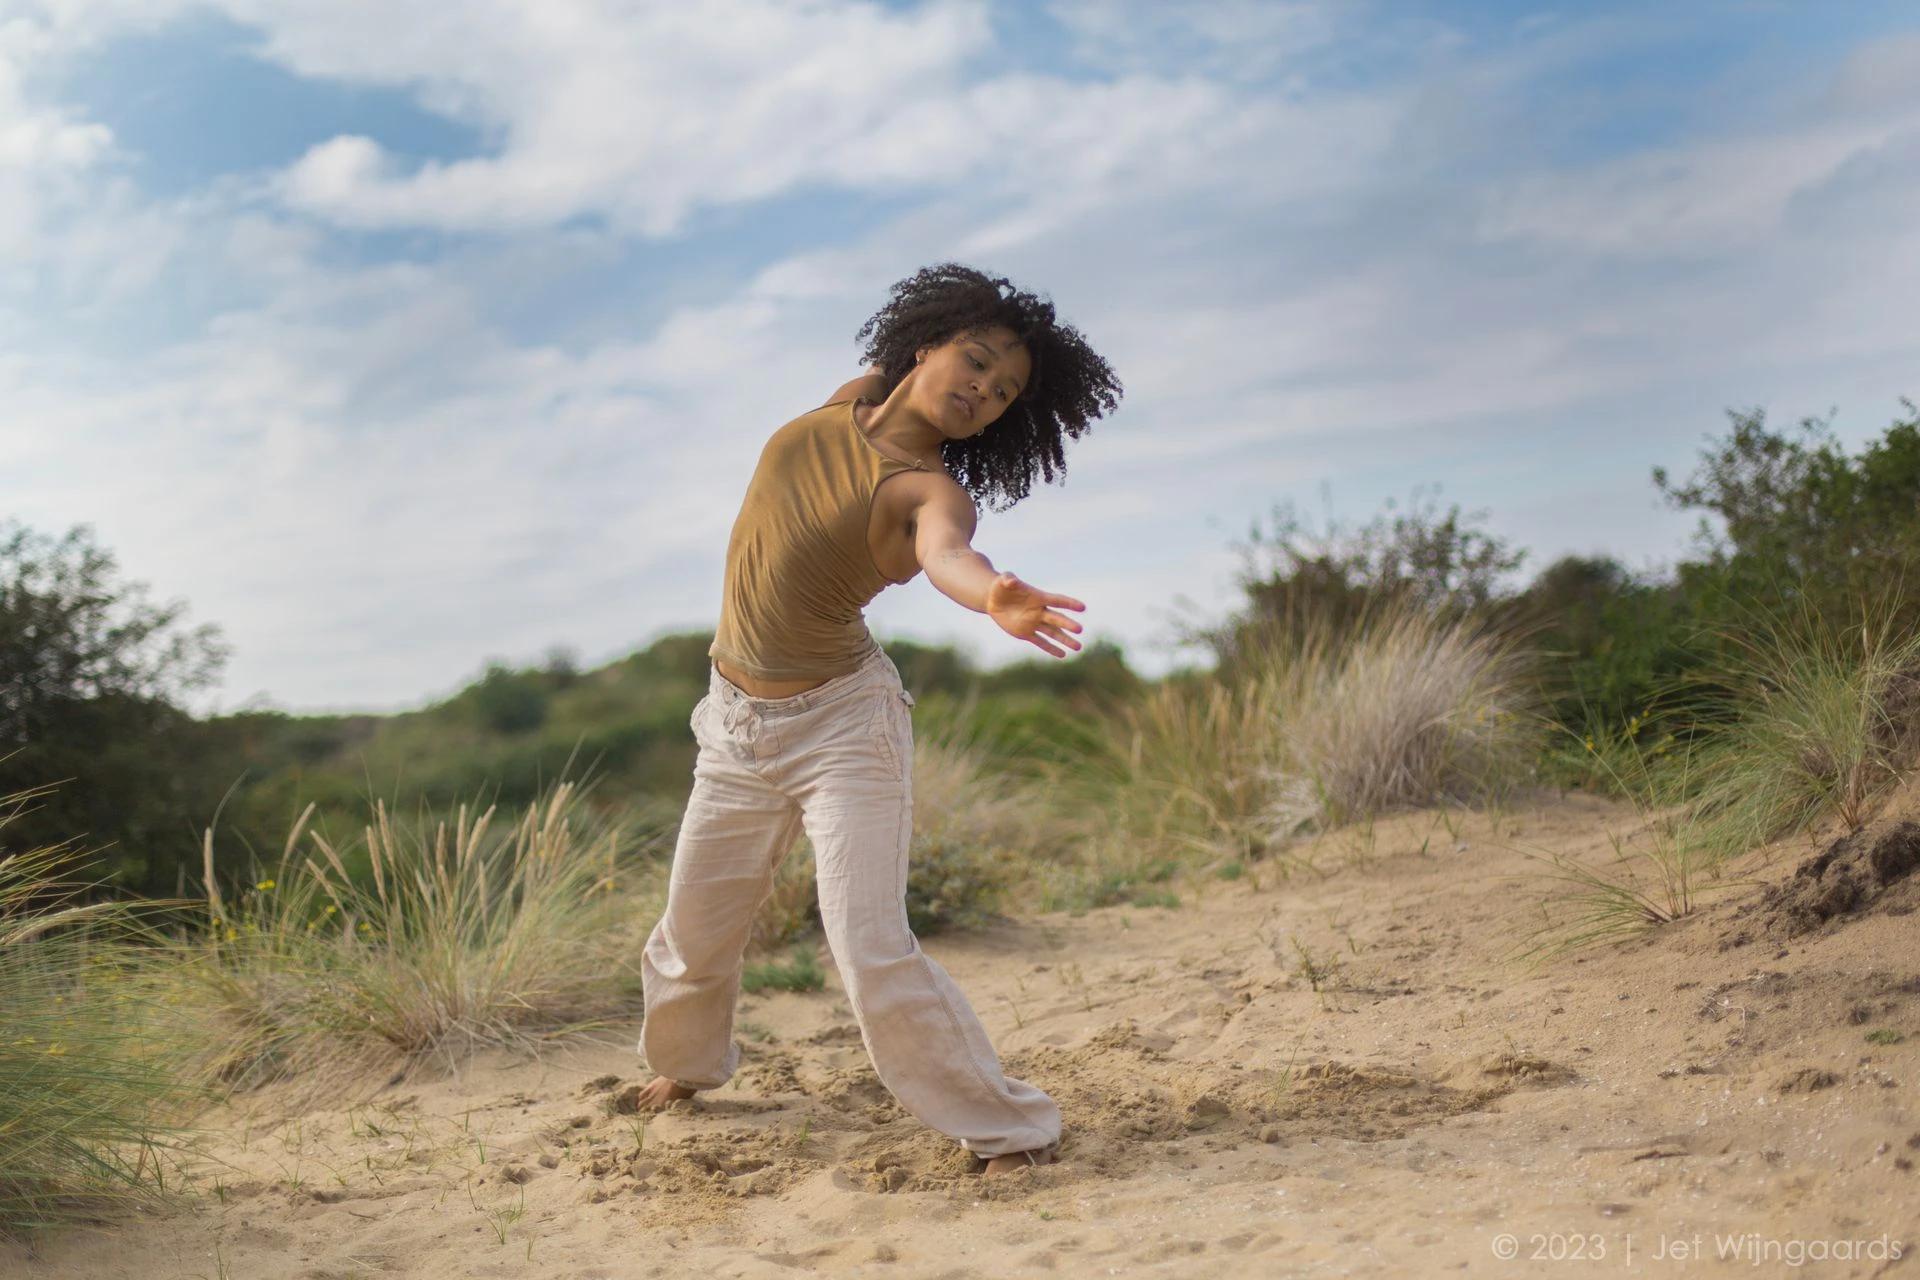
1722;820;1920;945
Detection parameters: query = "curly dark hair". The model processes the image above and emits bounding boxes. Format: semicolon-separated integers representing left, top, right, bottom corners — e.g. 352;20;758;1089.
854;262;1122;514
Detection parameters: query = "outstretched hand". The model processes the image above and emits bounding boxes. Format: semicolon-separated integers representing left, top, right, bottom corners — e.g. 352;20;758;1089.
985;572;1087;657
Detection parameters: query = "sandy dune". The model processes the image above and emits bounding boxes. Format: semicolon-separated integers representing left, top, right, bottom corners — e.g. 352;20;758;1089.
8;791;1917;1278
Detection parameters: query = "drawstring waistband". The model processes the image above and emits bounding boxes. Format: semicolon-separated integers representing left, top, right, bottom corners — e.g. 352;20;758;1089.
709;642;906;731
713;647;913;749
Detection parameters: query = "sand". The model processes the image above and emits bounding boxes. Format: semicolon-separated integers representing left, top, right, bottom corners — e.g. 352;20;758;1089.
6;789;1916;1278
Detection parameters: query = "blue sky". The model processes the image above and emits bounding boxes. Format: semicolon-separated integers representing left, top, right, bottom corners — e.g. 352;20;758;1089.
6;1;1918;712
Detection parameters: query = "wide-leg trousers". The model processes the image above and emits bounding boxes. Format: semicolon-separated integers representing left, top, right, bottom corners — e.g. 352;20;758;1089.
638;639;1061;1158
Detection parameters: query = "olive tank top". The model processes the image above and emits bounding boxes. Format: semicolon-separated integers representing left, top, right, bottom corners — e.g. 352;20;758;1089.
707;397;930;681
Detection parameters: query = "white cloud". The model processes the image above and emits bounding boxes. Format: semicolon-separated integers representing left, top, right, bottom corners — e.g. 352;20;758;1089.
1046;0;1340;83
249;0;991;233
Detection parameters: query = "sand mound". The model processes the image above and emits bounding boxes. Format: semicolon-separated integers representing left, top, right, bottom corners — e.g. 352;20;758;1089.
1727;817;1920;942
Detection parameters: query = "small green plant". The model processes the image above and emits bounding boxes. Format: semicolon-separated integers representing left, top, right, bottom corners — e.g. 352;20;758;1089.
623;1116;650;1151
1504;811;1757;966
741;943;825;994
1057;962;1095;1012
473;1184;527;1246
1865;1029;1906;1046
1507;715;1743;964
1267;1048;1302;1104
1290;938;1341;992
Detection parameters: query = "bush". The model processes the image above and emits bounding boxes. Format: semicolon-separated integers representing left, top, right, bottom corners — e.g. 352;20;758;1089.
468;662;550;733
1654;400;1920;630
1182;486;1526;679
905;832;1017;935
0;522;232;891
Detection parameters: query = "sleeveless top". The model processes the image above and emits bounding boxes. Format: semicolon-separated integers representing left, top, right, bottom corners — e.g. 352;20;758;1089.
707;397;931;681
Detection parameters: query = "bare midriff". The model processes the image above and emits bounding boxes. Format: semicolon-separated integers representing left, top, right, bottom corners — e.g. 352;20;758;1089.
712;657;833;699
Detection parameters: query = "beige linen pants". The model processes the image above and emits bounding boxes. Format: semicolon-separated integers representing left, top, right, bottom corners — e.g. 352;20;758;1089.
638;639;1061;1158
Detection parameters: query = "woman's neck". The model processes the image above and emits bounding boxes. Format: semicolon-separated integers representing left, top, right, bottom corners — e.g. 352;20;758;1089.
856;395;945;470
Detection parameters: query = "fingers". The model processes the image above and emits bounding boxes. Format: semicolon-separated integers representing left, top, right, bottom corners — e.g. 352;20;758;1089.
1042;611;1084;634
1045;594;1086;610
1037;623;1083;652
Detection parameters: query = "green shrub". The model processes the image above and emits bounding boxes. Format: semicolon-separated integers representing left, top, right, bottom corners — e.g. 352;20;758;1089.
741;944;824;994
905;833;1016;935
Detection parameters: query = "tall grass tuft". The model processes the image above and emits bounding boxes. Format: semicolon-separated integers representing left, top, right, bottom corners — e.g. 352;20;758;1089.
1253;603;1542;836
1059;673;1280;866
1682;603;1920;864
0;788;211;1242
161;781;662;1110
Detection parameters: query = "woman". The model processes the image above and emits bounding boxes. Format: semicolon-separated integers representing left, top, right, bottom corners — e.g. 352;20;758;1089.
634;262;1123;1175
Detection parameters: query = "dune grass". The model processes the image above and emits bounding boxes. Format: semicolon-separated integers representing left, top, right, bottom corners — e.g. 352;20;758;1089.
0;788;212;1243
1013;600;1544;907
1505;792;1718;968
1679;603;1920;865
1251;603;1542;841
153;781;666;1111
1508;602;1920;961
1018;667;1285;911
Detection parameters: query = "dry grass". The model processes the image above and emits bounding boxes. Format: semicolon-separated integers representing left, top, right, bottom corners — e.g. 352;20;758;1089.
0;787;211;1242
1026;671;1283;904
152;781;666;1112
1252;604;1543;838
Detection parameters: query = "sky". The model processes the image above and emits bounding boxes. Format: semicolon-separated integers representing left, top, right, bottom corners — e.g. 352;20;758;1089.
5;0;1919;714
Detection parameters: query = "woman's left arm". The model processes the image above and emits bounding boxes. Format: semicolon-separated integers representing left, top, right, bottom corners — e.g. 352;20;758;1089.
825;364;890;405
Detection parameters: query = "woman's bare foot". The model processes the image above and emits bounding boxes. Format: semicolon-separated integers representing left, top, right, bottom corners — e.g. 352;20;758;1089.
982;1145;1059;1175
631;1076;698;1111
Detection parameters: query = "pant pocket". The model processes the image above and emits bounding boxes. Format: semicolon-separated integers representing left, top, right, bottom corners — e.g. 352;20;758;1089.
865;691;905;781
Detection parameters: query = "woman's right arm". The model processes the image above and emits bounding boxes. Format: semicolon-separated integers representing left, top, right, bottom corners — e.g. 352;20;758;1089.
915;486;1086;657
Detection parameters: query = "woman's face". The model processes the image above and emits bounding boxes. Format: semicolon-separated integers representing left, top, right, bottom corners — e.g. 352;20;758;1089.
913;325;1031;440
